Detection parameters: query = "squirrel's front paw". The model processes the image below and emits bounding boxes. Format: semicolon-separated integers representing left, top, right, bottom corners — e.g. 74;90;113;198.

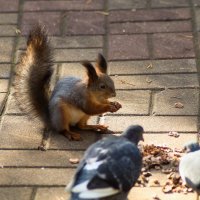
109;101;122;113
109;101;122;112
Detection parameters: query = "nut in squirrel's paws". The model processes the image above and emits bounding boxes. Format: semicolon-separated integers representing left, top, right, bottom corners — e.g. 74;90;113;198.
109;101;122;113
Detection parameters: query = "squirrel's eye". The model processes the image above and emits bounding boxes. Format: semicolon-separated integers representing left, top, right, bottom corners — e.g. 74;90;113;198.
100;84;106;89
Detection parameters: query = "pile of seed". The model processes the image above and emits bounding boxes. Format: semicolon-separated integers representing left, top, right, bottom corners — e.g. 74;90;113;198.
136;144;193;194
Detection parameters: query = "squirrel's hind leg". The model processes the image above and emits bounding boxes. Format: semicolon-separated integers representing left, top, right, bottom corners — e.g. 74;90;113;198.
58;99;82;141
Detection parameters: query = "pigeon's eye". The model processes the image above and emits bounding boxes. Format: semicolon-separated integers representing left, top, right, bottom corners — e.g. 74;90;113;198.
100;84;106;89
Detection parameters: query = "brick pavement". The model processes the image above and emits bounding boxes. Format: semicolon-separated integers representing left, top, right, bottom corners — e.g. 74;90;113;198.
0;0;200;200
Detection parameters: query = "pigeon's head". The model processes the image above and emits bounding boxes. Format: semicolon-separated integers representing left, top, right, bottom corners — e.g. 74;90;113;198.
122;125;144;145
183;142;200;153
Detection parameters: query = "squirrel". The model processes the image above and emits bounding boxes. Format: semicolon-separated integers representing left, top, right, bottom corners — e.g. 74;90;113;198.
14;25;122;142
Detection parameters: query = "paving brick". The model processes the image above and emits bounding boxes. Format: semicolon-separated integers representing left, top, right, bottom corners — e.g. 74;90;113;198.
109;59;197;75
0;93;6;114
109;8;191;22
0;168;75;185
152;33;195;59
108;0;147;10
104;116;198;132
52;36;103;48
110;21;192;34
0;0;19;12
195;8;200;31
108;35;149;60
24;0;104;11
111;90;151;115
60;63;87;79
5;92;25;114
0;150;84;167
144;133;197;149
0;64;11;78
193;0;200;6
0;37;14;62
0;116;43;149
0;25;17;36
54;48;102;62
35;187;68;200
113;74;198;89
0;79;9;92
153;89;199;116
151;0;189;8
0;187;33;200
128;187;195;200
64;11;105;35
0;13;18;24
21;12;61;36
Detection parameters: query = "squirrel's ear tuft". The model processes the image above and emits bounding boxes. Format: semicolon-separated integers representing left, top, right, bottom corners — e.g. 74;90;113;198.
81;61;98;85
96;53;107;74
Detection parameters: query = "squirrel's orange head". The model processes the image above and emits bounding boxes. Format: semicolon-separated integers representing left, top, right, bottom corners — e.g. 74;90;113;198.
81;53;116;100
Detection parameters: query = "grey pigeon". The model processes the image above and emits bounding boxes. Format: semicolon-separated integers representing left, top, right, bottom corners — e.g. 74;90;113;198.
66;125;144;200
179;142;200;200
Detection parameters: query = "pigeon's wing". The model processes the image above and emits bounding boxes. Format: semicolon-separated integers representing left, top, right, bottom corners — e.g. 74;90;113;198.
66;135;118;191
89;142;142;191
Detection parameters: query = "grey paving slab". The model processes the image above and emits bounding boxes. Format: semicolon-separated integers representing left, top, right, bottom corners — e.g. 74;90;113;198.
112;90;151;115
151;0;189;8
109;59;197;75
0;187;33;200
0;64;11;78
108;0;147;10
0;168;75;185
0;37;14;62
0;79;9;92
105;116;198;132
153;89;199;116
0;116;43;149
0;150;84;167
0;13;18;24
35;187;68;200
113;74;199;89
109;8;191;22
152;33;195;59
110;21;192;34
6;92;26;114
60;63;86;79
54;48;102;62
143;133;197;149
23;0;104;11
0;25;17;36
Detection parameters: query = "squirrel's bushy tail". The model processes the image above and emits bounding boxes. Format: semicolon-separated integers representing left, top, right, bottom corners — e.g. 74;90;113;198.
14;25;54;128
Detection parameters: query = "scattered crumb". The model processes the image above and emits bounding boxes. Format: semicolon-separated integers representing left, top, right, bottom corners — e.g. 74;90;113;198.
69;158;79;164
168;131;180;138
174;102;184;109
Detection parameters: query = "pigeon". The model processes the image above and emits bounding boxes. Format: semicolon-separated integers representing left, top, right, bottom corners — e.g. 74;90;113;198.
179;142;200;200
66;125;144;200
